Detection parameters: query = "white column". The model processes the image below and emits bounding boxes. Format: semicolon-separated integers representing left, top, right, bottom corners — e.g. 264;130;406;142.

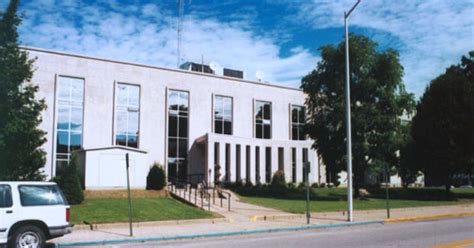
296;147;303;183
284;147;292;183
230;143;237;182
208;140;215;185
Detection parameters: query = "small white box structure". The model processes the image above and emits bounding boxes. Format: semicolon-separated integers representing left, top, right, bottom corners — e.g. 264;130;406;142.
77;146;148;189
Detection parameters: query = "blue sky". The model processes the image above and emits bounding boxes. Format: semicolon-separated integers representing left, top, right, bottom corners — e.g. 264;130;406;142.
2;0;473;98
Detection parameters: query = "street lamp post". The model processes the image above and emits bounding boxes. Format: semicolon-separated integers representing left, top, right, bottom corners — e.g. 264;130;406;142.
344;0;361;222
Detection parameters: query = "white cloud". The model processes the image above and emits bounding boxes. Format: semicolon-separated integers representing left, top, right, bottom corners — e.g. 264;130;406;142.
16;0;318;88
295;0;474;97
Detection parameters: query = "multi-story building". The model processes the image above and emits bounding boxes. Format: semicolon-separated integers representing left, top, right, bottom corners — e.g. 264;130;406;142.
26;47;325;189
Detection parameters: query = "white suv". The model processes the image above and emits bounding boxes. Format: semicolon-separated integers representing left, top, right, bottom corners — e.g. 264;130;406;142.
0;182;73;248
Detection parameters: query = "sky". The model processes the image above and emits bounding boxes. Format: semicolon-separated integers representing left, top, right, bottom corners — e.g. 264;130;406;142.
1;0;473;98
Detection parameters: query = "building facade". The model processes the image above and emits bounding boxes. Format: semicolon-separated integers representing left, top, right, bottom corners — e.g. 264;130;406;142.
27;47;325;189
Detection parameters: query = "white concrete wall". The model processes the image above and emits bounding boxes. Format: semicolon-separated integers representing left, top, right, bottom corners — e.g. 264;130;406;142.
27;47;322;185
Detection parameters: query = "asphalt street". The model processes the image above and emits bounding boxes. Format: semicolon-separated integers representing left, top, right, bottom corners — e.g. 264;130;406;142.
97;216;474;248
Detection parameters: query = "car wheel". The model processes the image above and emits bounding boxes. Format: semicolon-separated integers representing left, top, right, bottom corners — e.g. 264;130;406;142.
9;224;45;248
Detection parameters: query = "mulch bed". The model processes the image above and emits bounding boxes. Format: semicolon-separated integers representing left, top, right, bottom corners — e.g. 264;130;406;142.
84;189;168;199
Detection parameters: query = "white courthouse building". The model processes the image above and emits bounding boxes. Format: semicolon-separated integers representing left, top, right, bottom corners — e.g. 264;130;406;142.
26;47;326;189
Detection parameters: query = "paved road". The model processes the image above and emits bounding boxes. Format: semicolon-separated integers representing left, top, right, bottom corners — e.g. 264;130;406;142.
95;217;474;248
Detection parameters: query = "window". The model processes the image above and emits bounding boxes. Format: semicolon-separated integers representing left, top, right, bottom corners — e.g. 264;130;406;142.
265;147;272;183
246;145;251;183
168;90;189;182
291;105;306;140
225;143;231;182
255;101;271;139
115;83;140;148
236;145;241;182
214;142;220;183
292;148;297;183
0;185;12;208
214;96;232;135
56;76;84;174
19;185;66;206
278;147;284;171
303;148;309;183
255;146;260;183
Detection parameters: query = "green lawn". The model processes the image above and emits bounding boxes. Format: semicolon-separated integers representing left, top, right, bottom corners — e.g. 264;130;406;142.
70;197;216;224
239;187;474;214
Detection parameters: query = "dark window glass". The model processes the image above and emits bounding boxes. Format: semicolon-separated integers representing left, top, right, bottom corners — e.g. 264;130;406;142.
292;148;296;183
178;116;188;138
278;147;284;171
255;146;260;183
19;185;66;206
265;147;272;183
236;145;241;182
246;145;251;183
291;105;306;140
214;143;220;183
303;148;309;183
255;101;271;139
0;185;13;208
214;96;232;135
115;83;140;148
168;90;189;181
225;143;231;182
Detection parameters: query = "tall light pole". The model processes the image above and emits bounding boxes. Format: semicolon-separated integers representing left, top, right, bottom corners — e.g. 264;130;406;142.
344;0;361;222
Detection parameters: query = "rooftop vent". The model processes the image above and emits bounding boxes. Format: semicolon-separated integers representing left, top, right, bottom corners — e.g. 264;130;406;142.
180;62;244;79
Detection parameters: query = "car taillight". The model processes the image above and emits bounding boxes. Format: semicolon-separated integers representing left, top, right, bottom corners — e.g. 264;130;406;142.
66;208;70;222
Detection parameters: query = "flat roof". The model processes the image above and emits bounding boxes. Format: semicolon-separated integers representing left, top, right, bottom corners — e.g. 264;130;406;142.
21;46;303;92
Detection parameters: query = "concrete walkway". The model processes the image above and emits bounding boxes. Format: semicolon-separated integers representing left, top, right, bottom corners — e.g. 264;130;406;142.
51;190;474;245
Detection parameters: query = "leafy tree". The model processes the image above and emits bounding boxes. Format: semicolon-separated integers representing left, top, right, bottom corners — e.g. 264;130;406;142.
412;51;474;191
146;163;166;190
301;34;415;194
397;123;420;188
0;0;47;181
52;154;84;204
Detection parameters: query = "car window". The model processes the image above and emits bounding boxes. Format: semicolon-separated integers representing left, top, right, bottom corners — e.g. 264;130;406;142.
0;185;13;208
19;185;66;206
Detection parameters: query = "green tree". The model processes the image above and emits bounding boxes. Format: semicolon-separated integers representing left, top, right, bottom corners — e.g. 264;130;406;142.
397;123;420;188
0;0;47;181
301;34;415;194
412;51;474;191
53;154;84;204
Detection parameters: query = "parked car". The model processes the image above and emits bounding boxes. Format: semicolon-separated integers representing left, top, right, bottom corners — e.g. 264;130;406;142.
0;182;73;248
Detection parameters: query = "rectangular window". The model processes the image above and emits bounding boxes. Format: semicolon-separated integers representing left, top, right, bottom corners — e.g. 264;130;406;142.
255;101;272;139
255;146;260;183
115;83;140;148
56;76;84;174
19;185;66;206
236;145;241;182
214;142;220;183
303;148;309;183
278;147;284;172
245;145;251;183
168;90;189;182
292;148;297;183
225;143;231;182
0;185;12;208
265;147;272;183
291;105;306;140
214;96;233;135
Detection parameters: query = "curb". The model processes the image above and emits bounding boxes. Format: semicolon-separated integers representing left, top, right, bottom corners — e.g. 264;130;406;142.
54;220;384;247
73;217;227;231
384;212;474;223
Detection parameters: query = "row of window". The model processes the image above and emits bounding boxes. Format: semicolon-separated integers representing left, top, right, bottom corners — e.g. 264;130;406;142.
54;76;306;173
214;143;309;184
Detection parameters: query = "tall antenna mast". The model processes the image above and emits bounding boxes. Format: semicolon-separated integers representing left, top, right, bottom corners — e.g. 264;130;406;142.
177;0;184;68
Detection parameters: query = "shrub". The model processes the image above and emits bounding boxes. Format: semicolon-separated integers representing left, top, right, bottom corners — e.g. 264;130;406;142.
311;183;319;188
320;183;326;188
287;182;296;189
271;170;286;187
146;163;166;190
53;154;84;205
297;182;306;189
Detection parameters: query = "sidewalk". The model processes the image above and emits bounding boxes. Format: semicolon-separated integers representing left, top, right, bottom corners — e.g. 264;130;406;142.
52;192;474;245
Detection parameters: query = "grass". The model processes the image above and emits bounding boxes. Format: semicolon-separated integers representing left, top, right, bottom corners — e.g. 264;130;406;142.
70;196;216;224
239;187;474;214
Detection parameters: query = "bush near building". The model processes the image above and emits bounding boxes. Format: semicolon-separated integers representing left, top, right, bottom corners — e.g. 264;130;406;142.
52;154;84;204
146;163;166;190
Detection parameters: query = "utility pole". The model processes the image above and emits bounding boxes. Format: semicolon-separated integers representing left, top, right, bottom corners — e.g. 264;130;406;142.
125;153;133;236
344;0;361;222
305;161;311;224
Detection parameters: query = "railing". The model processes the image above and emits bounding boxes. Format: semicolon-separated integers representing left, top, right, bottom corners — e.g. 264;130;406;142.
211;187;232;211
167;176;211;211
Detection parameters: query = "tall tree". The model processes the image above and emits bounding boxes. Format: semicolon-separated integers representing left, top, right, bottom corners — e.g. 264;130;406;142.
0;0;47;180
301;34;415;193
412;51;474;191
